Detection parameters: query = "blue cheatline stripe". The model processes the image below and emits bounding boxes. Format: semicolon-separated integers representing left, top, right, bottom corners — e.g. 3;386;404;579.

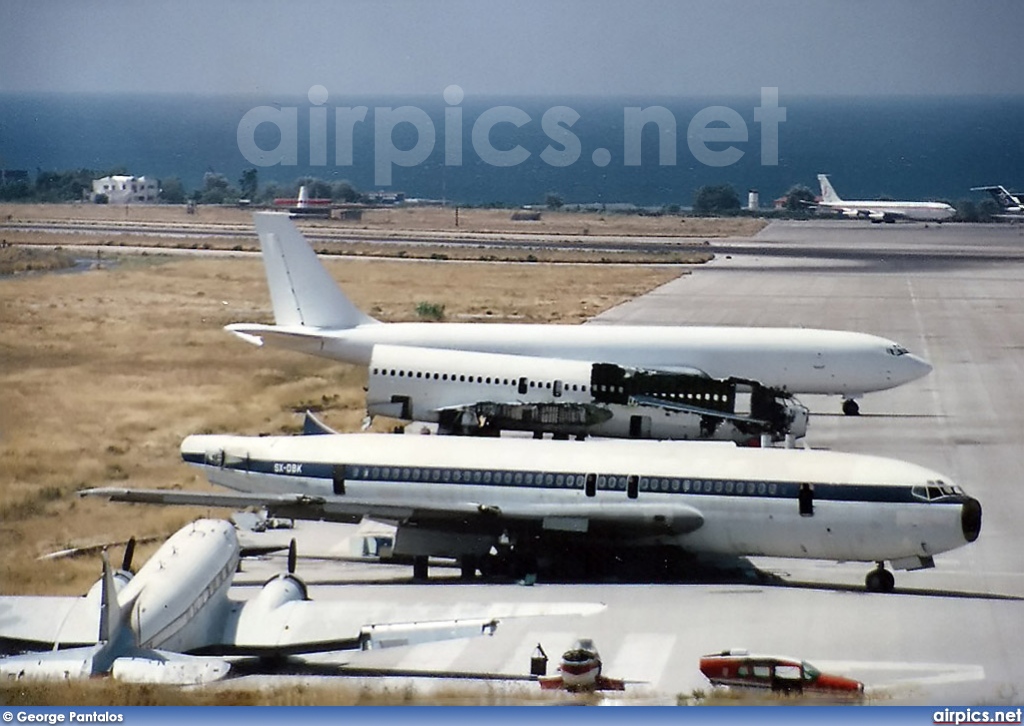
183;453;968;506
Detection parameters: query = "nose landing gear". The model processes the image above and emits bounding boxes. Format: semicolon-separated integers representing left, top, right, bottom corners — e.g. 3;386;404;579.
865;562;895;592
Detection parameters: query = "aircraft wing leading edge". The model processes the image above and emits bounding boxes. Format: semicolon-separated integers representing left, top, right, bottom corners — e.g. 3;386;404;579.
81;488;705;535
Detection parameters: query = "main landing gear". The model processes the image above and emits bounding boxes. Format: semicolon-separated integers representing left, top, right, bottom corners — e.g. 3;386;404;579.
865;562;895;593
842;399;860;416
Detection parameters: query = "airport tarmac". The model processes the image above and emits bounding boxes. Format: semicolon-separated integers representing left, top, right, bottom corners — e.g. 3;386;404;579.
227;220;1024;704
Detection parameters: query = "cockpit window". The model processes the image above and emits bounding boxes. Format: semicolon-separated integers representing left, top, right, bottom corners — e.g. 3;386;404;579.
912;481;960;502
887;344;910;357
802;661;821;681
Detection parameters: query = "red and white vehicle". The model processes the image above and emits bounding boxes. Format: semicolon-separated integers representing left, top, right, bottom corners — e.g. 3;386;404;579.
700;649;863;696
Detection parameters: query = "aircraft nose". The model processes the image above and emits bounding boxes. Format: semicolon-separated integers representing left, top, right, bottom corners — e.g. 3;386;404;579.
902;354;933;382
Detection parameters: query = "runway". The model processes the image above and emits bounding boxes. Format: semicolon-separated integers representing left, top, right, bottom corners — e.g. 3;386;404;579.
229;219;1024;703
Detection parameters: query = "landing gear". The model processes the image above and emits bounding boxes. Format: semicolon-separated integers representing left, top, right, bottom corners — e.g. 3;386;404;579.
865;563;895;593
842;399;860;416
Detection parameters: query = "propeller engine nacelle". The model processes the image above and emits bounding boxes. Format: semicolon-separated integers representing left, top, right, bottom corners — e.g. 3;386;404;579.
248;573;308;612
84;570;133;601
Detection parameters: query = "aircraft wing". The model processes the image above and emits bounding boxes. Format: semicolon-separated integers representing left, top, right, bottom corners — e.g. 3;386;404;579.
82;487;705;534
209;599;605;657
0;595;100;651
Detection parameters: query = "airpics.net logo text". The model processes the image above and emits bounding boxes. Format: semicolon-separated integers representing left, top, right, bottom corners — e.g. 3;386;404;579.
236;86;786;186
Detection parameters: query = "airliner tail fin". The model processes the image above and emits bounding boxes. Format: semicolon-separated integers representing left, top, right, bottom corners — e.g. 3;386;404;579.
817;174;842;203
971;185;1020;210
252;212;378;329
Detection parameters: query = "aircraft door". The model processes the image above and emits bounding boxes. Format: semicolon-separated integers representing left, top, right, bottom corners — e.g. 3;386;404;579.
553;380;563;398
518;377;529;395
629;415;651;439
333;465;346;495
799;483;814;516
390;395;412;420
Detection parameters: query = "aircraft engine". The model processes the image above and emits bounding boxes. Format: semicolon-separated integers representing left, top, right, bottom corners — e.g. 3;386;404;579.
247;539;307;611
249;573;307;612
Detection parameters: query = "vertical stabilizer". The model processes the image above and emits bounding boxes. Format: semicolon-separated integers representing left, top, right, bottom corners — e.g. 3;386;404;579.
252;212;378;329
818;174;842;203
92;551;135;674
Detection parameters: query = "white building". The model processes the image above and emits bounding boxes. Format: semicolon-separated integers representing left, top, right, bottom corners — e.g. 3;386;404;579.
92;175;159;204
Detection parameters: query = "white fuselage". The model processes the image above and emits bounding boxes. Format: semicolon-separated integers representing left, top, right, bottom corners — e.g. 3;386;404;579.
183;434;979;567
818;200;956;222
118;521;239;652
242;323;931;399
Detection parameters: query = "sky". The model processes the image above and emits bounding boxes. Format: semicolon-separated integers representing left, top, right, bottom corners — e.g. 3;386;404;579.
2;0;1023;99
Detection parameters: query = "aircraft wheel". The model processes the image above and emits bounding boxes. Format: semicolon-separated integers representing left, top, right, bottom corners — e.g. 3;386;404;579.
865;566;895;593
842;399;860;416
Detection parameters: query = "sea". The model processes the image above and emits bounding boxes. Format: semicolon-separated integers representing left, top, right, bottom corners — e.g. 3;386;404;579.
1;92;1022;207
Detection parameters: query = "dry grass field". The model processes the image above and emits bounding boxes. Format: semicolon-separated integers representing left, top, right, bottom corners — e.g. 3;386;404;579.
2;202;767;239
0;247;683;597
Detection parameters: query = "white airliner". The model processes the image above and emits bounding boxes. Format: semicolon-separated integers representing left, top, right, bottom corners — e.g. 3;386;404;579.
971;185;1024;218
227;213;932;415
366;344;809;443
0;519;601;683
85;433;982;592
815;174;956;223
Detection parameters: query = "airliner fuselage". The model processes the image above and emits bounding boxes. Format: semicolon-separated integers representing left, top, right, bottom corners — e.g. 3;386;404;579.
237;321;932;398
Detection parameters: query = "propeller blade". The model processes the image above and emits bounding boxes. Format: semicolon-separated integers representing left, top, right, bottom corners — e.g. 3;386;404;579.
288;538;297;574
121;537;136;573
